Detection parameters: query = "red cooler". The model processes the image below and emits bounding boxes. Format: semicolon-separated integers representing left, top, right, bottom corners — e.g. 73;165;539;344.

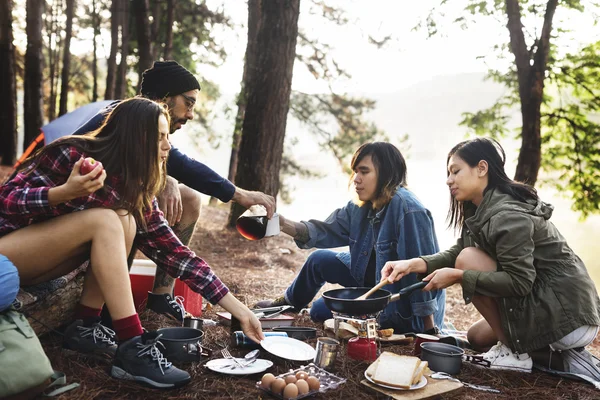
129;259;203;317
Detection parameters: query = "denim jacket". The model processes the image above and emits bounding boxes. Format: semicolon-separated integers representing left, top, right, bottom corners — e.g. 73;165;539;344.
297;187;446;333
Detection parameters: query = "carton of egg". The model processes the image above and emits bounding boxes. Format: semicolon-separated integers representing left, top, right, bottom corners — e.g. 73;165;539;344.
256;363;346;399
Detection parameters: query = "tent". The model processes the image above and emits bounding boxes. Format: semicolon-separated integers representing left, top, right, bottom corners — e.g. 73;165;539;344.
14;100;114;170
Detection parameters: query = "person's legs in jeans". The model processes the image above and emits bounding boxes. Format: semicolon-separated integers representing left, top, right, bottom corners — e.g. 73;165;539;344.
285;250;359;309
0;255;19;312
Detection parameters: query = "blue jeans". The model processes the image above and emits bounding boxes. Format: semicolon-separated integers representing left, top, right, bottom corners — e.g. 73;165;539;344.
0;255;20;311
285;250;360;322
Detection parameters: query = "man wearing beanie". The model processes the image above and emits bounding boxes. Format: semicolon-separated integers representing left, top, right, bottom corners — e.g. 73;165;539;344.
73;61;275;321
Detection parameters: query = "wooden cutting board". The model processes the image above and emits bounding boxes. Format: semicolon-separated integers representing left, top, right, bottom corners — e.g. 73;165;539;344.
361;375;463;400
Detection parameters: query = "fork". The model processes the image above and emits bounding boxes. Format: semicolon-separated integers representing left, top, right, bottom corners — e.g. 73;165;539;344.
221;348;245;369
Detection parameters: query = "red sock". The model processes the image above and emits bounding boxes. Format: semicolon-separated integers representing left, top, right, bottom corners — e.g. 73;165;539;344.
112;314;143;341
74;304;102;320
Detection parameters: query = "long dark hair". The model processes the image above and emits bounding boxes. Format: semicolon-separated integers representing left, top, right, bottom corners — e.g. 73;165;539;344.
350;142;407;209
447;137;538;231
21;97;170;227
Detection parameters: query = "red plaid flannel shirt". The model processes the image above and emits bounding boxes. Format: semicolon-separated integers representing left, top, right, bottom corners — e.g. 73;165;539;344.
0;144;229;304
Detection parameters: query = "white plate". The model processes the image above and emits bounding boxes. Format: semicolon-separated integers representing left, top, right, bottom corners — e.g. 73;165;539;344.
205;358;273;375
260;336;316;361
364;372;427;391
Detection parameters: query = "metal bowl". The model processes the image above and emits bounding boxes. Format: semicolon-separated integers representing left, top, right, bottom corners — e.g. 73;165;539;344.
156;327;206;363
420;342;464;375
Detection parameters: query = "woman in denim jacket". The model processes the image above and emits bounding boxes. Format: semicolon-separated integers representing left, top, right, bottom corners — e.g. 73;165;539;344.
256;142;445;334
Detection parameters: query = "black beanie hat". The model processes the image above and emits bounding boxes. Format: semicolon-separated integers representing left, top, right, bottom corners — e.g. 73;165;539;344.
140;61;201;100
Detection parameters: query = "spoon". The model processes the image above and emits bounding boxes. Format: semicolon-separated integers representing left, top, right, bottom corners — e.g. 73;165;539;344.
226;349;260;370
430;372;500;393
356;279;389;300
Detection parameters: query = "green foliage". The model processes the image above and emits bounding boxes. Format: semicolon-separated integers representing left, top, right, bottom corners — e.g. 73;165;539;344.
290;92;390;173
421;0;600;217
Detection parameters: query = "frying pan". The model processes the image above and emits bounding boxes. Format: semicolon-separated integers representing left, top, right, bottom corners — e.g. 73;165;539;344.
322;280;427;315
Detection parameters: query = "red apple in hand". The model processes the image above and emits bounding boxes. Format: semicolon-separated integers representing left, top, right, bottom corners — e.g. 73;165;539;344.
80;157;103;179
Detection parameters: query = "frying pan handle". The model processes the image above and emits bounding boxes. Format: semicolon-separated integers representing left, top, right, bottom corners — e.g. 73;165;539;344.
389;280;427;302
399;280;427;295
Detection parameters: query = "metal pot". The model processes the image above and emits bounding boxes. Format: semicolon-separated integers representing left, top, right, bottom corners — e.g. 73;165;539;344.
183;317;203;330
322;280;427;315
420;342;464;375
156;327;207;363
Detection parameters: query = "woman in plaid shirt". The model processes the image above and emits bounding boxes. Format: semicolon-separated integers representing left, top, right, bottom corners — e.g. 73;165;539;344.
0;97;263;389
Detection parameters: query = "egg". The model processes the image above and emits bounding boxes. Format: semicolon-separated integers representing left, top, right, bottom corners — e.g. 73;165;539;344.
295;379;309;395
284;374;297;384
260;373;275;389
282;383;299;399
295;371;308;381
306;376;321;391
270;378;286;395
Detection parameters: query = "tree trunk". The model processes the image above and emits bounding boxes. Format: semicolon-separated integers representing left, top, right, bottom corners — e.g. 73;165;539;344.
0;0;17;166
46;0;59;121
24;0;44;152
227;0;261;184
91;0;99;102
163;0;174;60
228;0;300;226
104;0;119;100
59;0;75;116
150;0;161;61
133;0;153;90
506;0;558;186
115;0;130;99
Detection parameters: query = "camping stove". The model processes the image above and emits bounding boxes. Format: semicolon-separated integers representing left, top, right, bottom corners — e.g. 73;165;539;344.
332;312;379;361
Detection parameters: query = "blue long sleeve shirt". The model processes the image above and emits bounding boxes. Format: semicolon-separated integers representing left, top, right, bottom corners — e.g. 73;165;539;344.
72;101;236;202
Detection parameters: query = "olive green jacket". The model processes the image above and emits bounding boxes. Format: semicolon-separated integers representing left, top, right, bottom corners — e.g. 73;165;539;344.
421;188;600;354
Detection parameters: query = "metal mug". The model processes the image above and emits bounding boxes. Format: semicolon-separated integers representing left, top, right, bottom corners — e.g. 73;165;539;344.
313;337;340;371
413;333;440;356
183;317;203;330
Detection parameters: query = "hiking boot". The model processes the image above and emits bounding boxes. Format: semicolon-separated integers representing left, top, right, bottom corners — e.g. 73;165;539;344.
111;331;191;389
146;292;185;321
479;341;532;373
63;319;117;359
254;295;291;309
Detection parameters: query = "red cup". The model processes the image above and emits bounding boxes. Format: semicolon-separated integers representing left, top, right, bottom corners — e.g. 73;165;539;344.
413;333;439;356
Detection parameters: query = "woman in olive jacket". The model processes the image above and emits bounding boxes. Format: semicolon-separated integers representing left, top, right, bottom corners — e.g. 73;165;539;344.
382;138;600;373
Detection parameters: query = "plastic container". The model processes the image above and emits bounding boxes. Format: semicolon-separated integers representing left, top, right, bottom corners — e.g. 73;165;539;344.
256;363;346;399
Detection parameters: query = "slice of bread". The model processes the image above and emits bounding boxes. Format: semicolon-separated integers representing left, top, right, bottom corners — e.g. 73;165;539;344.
411;361;428;385
365;358;381;378
371;352;421;389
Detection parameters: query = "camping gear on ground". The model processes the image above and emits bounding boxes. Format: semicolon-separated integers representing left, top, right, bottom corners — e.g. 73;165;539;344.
233;331;288;349
413;333;440;356
322;280;427;315
362;372;463;399
205;358;274;375
155;327;207;363
183;317;203;330
313;337;340;371
0;309;54;397
419;342;464;375
430;372;500;393
272;326;317;341
260;336;316;362
256;364;346;399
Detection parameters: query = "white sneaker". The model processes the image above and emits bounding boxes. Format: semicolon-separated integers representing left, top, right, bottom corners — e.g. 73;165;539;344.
480;341;533;373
